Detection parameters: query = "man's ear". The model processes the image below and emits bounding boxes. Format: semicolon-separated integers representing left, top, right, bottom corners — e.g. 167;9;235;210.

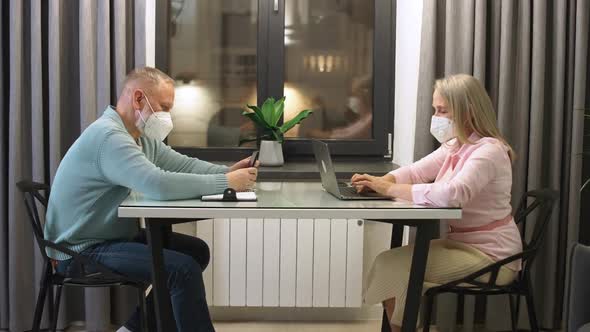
131;89;144;110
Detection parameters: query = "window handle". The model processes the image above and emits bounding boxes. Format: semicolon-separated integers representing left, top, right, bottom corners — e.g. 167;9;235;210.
274;0;279;12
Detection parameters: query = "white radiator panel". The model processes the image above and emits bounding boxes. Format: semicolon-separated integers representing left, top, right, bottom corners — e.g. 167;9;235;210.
172;220;195;237
173;217;364;308
279;219;297;307
262;219;280;307
346;219;364;307
246;218;264;306
196;219;214;305
296;219;314;307
329;219;348;307
313;219;331;307
229;218;247;306
212;218;230;306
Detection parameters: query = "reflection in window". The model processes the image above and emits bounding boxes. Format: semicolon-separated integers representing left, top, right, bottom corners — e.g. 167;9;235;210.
285;0;375;140
166;0;375;147
167;1;258;148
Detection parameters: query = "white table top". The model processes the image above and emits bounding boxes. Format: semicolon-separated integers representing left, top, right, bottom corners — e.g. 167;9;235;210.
119;182;461;220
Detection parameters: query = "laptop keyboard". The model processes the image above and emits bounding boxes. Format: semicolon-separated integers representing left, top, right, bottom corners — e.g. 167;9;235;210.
339;186;362;197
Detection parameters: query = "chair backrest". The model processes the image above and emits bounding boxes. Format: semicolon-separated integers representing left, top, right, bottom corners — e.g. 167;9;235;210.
567;243;590;332
426;188;559;291
513;188;559;275
16;179;138;282
16;180;52;262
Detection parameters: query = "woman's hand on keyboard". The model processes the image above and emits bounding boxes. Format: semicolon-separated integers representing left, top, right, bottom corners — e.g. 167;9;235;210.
350;173;395;193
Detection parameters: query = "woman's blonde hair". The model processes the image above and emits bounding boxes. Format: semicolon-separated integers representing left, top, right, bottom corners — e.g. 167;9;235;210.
434;74;515;161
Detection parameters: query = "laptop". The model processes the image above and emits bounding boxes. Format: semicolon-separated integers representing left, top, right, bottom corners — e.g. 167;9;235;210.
312;140;389;200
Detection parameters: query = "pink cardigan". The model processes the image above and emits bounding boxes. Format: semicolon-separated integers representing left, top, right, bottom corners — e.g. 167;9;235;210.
390;134;522;270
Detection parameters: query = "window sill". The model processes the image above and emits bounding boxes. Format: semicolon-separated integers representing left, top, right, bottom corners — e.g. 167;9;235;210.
216;161;399;181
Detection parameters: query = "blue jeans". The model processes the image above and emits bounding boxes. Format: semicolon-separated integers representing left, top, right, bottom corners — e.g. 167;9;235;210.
57;230;215;332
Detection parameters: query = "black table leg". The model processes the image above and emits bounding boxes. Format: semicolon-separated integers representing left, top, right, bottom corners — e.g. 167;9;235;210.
146;219;177;332
381;224;405;332
162;223;173;247
390;224;404;248
401;222;437;332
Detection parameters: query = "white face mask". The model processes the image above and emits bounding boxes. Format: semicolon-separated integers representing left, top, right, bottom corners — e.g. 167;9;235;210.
430;115;455;143
135;93;174;141
347;96;362;114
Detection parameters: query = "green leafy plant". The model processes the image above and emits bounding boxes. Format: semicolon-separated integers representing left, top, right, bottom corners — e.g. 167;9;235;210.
241;97;313;144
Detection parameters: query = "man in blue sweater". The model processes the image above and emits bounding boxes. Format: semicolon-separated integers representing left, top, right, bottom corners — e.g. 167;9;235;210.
45;67;257;332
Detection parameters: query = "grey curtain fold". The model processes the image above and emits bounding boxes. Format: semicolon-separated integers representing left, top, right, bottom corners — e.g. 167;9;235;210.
7;2;35;332
416;0;590;330
564;0;590;327
0;2;8;331
134;0;148;68
1;1;139;331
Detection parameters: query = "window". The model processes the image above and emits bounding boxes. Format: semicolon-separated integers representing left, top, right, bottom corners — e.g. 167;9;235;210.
156;0;395;160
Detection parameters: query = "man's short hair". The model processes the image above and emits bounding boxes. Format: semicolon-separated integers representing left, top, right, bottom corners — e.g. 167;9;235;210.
122;67;174;94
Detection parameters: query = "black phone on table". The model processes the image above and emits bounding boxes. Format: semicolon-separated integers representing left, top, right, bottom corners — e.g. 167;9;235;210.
249;151;259;167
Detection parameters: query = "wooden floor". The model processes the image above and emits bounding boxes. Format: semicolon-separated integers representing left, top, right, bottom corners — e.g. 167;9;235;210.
214;321;384;332
73;321;564;332
66;321;383;332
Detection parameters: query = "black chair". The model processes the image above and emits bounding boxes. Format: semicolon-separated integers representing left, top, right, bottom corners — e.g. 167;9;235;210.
17;180;149;332
567;243;590;332
422;188;559;332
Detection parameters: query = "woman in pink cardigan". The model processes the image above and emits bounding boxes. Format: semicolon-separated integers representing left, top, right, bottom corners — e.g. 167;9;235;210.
352;74;521;331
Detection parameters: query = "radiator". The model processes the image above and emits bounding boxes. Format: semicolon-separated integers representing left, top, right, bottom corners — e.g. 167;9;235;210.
172;218;364;308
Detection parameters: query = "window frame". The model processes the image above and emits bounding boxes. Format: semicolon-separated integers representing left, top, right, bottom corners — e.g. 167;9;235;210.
156;0;396;161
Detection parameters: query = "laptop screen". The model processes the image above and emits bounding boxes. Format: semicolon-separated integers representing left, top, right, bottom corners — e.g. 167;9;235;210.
312;140;341;196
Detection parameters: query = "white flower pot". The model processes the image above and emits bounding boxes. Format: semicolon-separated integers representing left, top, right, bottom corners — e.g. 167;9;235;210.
259;140;284;166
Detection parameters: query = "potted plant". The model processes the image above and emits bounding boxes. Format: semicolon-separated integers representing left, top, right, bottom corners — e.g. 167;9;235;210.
242;97;313;166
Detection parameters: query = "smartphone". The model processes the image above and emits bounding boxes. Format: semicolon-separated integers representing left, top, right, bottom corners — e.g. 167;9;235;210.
249;151;259;167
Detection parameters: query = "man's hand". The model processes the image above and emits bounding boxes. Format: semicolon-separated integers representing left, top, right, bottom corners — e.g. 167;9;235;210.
226;167;258;191
351;173;395;193
229;157;260;172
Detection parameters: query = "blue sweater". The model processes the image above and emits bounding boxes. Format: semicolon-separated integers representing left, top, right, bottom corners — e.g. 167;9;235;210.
45;107;229;260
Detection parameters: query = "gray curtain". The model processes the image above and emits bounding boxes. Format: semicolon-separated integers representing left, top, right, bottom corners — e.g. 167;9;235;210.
0;0;145;331
416;0;590;330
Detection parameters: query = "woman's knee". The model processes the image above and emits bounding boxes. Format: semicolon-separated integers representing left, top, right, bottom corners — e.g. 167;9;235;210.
374;247;408;265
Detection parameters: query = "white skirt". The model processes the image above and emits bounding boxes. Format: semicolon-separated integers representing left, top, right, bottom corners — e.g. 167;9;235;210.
363;239;516;325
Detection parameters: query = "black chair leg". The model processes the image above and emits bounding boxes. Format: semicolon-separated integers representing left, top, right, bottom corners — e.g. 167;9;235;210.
51;285;63;332
47;281;55;330
422;294;434;332
31;264;51;332
515;293;521;328
137;286;148;332
508;294;518;332
524;289;539;332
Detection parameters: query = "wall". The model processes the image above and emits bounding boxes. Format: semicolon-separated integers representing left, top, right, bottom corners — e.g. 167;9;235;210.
393;0;423;167
135;0;155;67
